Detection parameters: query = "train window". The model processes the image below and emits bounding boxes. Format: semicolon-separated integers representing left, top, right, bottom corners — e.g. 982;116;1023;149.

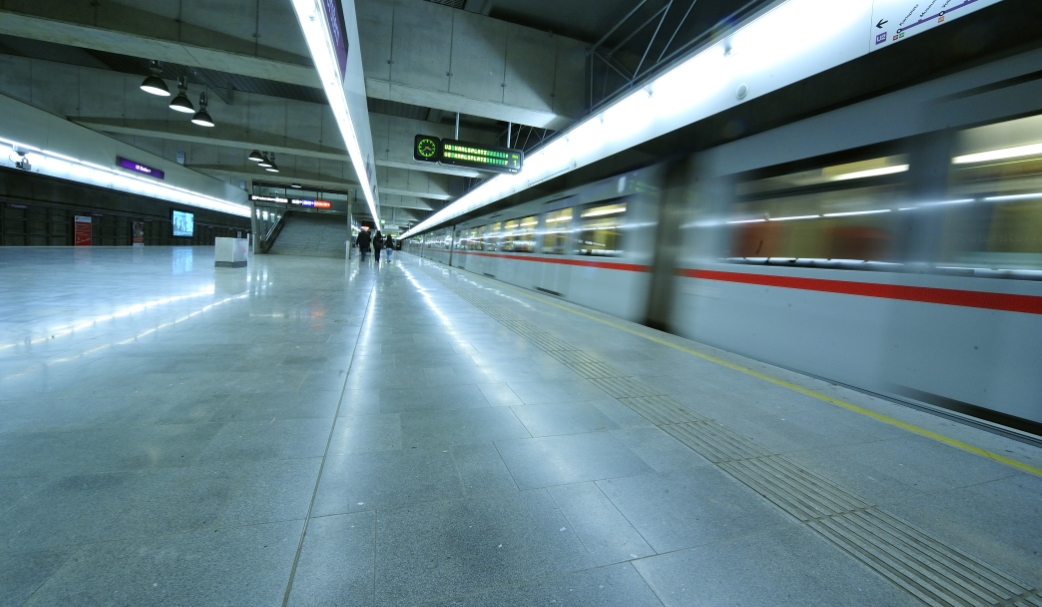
944;114;1042;272
729;155;908;264
469;227;484;251
487;222;502;252
503;216;537;253
542;208;573;254
575;203;626;256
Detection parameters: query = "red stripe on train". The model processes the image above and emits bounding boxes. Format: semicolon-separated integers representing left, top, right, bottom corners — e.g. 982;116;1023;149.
679;269;1042;315
455;251;649;273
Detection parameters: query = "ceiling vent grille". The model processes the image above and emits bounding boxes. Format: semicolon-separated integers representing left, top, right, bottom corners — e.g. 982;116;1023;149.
425;0;466;8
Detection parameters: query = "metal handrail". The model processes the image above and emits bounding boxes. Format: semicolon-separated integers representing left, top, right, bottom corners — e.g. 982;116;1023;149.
259;211;290;254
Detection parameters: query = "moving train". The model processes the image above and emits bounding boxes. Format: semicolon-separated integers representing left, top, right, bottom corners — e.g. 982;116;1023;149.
405;49;1042;434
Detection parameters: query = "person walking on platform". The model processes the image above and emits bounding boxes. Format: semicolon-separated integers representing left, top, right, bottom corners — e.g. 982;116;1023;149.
357;228;372;262
373;230;385;263
384;235;394;262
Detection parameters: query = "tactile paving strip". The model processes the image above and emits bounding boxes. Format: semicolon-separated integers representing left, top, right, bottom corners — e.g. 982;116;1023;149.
616;395;709;425
564;362;628;379
546;350;601;364
423;264;1041;607
588;376;664;398
810;510;1041;607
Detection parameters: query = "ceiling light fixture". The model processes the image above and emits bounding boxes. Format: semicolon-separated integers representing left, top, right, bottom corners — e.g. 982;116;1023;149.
257;153;273;169
290;183;302;189
140;60;170;97
168;77;195;113
290;0;380;225
248;150;264;162
265;153;279;173
191;91;215;127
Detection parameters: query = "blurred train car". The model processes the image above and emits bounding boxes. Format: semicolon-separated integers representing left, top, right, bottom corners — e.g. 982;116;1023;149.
406;49;1042;434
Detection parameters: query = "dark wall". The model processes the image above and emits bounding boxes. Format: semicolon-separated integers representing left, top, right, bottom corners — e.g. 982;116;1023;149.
0;166;251;246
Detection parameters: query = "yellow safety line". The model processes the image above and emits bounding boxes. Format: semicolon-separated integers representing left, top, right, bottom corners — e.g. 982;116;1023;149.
456;269;1042;478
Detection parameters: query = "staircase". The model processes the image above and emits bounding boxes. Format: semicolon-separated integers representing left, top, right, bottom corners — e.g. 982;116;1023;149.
267;213;348;258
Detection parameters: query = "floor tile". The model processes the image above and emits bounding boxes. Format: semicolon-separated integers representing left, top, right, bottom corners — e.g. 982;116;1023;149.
312;448;463;516
286;512;375;607
547;482;655;566
374;490;595;606
221;458;321;526
400;407;531;448
511;401;620;437
633;525;920;606
422;562;663;607
495;432;653;489
24;520;303;607
327;414;402;455
597;468;791;553
506;379;609;405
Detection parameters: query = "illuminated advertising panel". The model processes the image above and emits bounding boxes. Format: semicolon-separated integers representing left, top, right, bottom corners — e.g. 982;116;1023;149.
171;210;194;237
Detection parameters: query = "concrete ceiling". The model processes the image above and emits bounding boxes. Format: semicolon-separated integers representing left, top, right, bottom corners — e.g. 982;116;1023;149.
0;0;761;228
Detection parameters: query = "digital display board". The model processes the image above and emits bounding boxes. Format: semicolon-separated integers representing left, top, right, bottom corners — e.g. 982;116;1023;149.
442;140;522;174
413;135;523;174
250;195;289;204
171;210;194;237
290;199;332;209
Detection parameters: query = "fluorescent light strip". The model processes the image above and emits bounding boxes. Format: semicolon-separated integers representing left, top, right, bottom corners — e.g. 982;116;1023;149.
984;192;1042;202
727;218;766;224
290;0;380;225
830;164;909;181
1;138;248;217
402;0;870;239
953;143;1042;165
768;214;820;221
823;209;891;218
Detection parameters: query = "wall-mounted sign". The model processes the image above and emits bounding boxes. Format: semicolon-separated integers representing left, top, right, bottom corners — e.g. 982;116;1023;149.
291;199;333;209
412;135;523;174
117;157;165;179
132;221;145;246
252;194;333;209
250;195;290;204
869;0;1003;51
323;0;350;80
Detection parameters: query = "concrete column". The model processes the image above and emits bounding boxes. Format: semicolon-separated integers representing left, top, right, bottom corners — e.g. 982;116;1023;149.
346;191;354;259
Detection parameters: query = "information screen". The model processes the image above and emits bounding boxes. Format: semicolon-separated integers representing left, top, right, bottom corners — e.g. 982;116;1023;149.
171;210;194;237
441;140;523;174
413;135;523;174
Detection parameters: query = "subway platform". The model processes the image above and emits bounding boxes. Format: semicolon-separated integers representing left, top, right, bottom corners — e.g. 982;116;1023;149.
1;247;1041;607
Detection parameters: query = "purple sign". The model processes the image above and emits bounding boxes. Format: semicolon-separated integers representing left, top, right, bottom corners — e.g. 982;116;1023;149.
117;157;165;180
323;0;349;80
876;32;887;45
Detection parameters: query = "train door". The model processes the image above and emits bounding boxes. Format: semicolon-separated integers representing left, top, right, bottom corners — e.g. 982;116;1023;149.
471;225;487;275
537;207;573;296
483;222;502;278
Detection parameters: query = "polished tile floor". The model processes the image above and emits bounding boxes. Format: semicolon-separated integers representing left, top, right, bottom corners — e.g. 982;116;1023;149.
1;247;1040;606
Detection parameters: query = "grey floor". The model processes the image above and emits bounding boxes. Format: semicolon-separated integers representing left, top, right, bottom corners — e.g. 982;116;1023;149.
1;247;1040;607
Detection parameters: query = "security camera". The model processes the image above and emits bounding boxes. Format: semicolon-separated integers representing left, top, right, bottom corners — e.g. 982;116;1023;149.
10;150;31;171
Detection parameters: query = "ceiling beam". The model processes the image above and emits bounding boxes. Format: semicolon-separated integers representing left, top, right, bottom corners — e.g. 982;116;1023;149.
357;0;585;130
0;10;321;88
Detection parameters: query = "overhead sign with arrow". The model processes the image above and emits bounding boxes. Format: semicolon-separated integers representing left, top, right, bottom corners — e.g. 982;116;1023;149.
869;0;1004;51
